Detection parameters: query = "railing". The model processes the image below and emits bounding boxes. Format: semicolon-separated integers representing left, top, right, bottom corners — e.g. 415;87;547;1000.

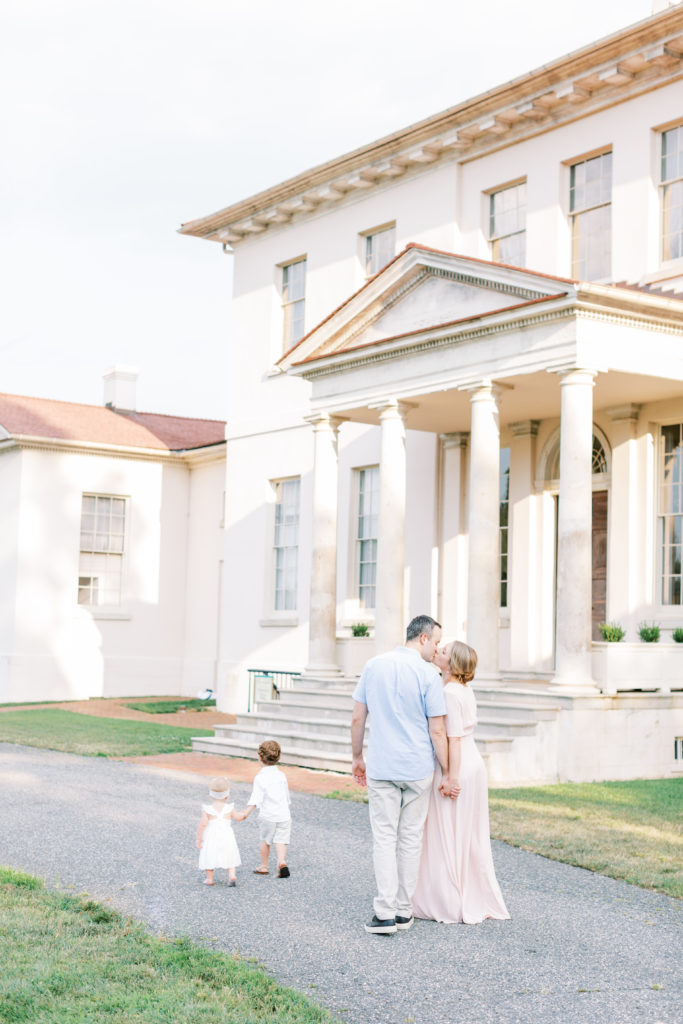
247;669;302;712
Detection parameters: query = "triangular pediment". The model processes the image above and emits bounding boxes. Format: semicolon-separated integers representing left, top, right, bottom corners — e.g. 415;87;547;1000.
280;245;573;372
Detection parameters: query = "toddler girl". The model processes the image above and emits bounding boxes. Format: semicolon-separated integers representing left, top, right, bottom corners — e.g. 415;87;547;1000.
196;776;247;886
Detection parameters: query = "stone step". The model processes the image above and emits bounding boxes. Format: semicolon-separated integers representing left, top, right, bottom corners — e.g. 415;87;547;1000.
233;711;356;739
475;699;562;722
192;735;354;774
236;708;537;739
289;676;358;692
192;733;511;770
473;685;569;708
212;722;357;755
250;700;353;722
278;689;354;711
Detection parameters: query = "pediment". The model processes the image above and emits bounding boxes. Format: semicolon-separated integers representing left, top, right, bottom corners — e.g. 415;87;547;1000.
281;245;573;371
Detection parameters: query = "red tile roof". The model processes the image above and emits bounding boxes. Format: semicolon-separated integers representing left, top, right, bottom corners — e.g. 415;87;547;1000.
0;393;225;452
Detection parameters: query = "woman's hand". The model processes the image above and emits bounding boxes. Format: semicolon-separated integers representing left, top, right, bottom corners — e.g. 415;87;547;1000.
439;776;461;800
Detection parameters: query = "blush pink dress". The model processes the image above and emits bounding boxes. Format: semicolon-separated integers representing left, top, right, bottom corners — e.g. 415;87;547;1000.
412;682;509;924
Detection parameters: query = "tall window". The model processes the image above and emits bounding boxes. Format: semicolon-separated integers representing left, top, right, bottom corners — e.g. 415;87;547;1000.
569;152;612;280
282;259;306;350
499;448;510;607
364;225;395;276
78;495;126;606
660;424;683;605
357;466;379;608
661;126;683;262
273;478;300;611
489;183;526;267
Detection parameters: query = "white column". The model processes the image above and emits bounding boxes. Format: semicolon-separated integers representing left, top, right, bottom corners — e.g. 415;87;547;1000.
373;400;413;654
438;432;469;639
466;383;501;682
508;420;540;669
305;413;342;676
553;368;597;688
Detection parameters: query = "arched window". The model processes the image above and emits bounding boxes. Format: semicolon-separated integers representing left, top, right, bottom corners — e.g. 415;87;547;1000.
543;427;610;482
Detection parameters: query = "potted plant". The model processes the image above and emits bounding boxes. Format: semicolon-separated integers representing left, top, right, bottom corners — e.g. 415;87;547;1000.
638;622;661;643
598;622;625;642
337;622;373;676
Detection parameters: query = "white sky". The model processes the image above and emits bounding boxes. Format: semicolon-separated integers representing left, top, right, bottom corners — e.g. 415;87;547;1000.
1;0;655;419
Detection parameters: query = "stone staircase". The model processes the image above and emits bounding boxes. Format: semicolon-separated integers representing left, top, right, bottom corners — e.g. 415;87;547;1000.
192;673;568;783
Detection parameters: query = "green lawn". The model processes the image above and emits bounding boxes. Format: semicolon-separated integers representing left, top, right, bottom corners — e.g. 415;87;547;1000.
0;867;337;1024
0;709;213;757
326;778;683;898
124;698;216;714
489;779;683;898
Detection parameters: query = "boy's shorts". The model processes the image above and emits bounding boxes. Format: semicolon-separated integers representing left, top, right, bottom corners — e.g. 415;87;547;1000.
258;816;291;845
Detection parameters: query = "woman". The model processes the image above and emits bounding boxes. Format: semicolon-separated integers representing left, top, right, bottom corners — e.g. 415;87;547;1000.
412;640;510;924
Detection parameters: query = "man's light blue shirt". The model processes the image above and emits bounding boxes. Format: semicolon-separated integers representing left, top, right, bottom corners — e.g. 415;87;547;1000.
353;646;447;781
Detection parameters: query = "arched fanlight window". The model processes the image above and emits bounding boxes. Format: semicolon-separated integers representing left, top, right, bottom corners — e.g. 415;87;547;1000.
544;428;610;482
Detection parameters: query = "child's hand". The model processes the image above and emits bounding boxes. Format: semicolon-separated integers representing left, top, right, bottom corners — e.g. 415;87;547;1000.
196;839;203;849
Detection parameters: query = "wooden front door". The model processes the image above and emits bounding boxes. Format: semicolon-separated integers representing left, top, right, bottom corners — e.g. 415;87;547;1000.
592;490;608;640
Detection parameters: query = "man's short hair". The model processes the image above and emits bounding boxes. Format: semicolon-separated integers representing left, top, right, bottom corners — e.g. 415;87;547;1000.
258;739;281;765
405;615;441;642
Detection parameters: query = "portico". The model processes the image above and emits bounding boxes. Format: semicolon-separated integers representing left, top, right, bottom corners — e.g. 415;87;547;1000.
281;245;683;694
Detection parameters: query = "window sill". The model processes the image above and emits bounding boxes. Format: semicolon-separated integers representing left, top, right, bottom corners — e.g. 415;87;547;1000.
88;609;132;621
259;616;299;628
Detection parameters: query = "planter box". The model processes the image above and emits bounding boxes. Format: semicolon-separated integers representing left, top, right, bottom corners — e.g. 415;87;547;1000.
592;642;683;695
336;636;374;677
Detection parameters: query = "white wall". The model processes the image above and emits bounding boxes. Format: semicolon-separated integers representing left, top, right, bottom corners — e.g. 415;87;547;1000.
0;450;21;700
2;445;225;702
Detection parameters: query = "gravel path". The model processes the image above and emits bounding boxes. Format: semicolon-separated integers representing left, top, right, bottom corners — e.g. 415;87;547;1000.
1;744;680;1024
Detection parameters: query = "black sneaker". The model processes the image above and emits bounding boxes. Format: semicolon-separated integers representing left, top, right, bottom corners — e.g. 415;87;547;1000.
395;915;414;930
364;915;397;935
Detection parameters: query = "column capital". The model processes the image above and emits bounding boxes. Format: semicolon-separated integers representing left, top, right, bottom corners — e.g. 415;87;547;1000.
369;398;417;421
605;403;641;423
510;419;540;438
304;411;346;432
552;366;598;386
440;431;469;450
461;379;506;405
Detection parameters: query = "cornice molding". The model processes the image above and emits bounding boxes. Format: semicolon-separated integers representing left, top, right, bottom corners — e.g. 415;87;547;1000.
179;10;683;246
0;435;226;465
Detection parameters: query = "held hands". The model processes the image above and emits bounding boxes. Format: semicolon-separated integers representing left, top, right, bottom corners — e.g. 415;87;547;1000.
439;776;461;800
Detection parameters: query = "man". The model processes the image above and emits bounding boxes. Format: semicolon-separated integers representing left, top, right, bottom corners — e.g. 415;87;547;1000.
351;614;456;935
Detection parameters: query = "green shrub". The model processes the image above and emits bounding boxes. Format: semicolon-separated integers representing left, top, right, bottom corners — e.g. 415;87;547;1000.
598;622;625;642
672;627;683;644
350;622;370;637
638;621;661;643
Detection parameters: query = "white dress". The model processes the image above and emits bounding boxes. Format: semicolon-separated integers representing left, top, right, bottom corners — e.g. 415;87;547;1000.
197;802;241;870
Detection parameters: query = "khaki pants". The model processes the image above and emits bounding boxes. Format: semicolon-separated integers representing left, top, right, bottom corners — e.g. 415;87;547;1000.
367;773;433;921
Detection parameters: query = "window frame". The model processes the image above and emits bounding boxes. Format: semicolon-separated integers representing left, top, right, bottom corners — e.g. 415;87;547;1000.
499;447;511;608
567;149;613;281
271;476;301;613
78;493;128;609
488;180;527;268
361;223;396;278
355;465;380;610
280;257;306;352
658;422;683;608
660;123;683;264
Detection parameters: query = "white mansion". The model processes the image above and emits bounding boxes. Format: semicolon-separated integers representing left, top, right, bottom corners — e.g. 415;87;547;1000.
179;5;683;782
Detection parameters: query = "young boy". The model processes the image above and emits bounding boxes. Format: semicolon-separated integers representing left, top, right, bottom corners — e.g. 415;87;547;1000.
244;739;292;877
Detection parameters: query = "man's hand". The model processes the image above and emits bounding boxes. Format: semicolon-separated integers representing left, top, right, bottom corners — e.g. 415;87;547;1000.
352;756;367;788
439;776;461;800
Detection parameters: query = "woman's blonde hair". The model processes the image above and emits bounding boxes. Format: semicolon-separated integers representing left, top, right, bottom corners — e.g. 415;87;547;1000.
448;641;477;685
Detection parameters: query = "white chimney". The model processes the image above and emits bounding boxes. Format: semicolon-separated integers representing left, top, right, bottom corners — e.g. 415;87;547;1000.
103;365;139;411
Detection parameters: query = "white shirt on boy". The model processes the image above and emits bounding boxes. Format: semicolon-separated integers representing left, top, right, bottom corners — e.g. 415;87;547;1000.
248;765;291;822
